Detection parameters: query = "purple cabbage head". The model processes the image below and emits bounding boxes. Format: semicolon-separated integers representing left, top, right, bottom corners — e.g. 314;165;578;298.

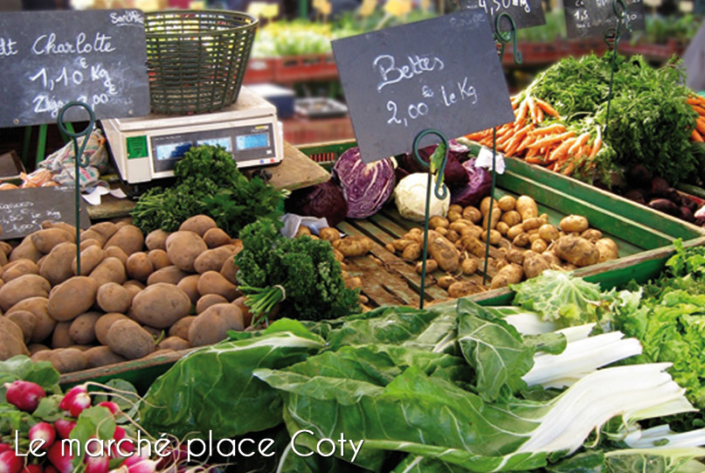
284;180;349;226
332;147;396;219
397;140;471;188
450;159;492;207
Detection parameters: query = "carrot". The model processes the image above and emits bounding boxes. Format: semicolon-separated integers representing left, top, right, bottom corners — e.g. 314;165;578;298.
530;123;566;136
548;137;577;163
693;129;705;142
547;162;559;171
527;96;539;124
465;131;489;141
528;131;576;150
525;156;545;164
515;100;529;123
525;147;540;159
536;107;544;124
687;97;704;106
697;118;705;135
568;132;591;155
693;105;705;116
588;136;602;160
511;96;520;110
561;161;575;175
516;134;536;153
535;98;560;118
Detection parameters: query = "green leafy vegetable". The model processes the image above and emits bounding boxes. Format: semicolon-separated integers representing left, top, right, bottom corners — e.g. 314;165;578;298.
0;355;60;401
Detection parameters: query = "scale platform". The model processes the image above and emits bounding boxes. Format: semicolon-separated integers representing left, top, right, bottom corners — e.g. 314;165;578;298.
102;87;284;185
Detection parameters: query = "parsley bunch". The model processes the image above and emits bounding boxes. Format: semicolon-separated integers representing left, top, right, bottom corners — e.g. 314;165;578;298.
235;219;360;325
131;145;284;236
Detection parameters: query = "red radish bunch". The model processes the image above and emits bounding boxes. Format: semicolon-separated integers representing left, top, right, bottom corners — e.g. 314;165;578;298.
0;450;22;473
59;386;91;418
28;423;55;450
4;381;46;413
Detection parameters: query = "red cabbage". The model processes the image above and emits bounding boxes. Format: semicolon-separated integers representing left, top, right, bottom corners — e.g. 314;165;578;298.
284;180;348;226
450;159;492;207
397;140;470;187
332;147;395;219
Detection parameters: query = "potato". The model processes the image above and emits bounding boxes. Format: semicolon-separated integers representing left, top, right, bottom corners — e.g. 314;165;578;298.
220;258;239;286
202;228;231;248
415;259;439;274
429;216;450;229
539;214;549;224
392;239;415;251
80;239;102;251
497;195;517;212
295;226;311;238
523;254;550;279
145;229;171;251
506;224;524;240
333;236;374;257
496;222;510;236
596;238;619;263
104;247;129;265
145;266;186;287
559;215;589;233
0;316;29;360
168;316;196;340
482;208;501;231
449;204;463;215
2;259;39;283
194;245;239;275
516;196;539;221
490;263;524;289
148;250;171;271
31;351;53;363
104;225;144;256
158;336;191;351
538;224;560;242
344;277;362;290
39;243;76;286
72;245;105;276
581;229;603;243
6;298;54;343
48;276;99;322
180;215;217;237
542;250;562;267
232;296;253;327
124;279;145;291
461;258;479;275
513;233;530;248
88;222;118;241
107;320;155;360
51;321;73;349
555;236;600;267
461;226;483;239
6;311;35;343
131;283;191;329
96;283;132;313
480;229;501;245
398;243;419;262
461;236;486;258
462;206;482;223
198;271;240;301
48;348;87;373
500;210;522;228
28;344;49;356
80;229;107;247
448;281;484;298
0;274;51;311
531;239;548;253
84;346;127;368
9;237;42;263
480;197;498;217
31;228;73;254
69;312;101;345
95;313;128;346
90;257;127;287
165;231;208;273
189;303;244;347
125;252;153;282
522;218;543;232
428;237;460;272
0;241;11;256
446;230;460;243
437;275;456;289
177;275;201;305
506;249;525;265
141;325;163;338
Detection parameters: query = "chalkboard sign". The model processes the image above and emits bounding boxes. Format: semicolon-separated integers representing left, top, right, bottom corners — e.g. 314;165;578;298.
459;0;546;31
0;187;90;240
0;10;150;128
332;10;515;163
564;0;645;39
696;0;705;15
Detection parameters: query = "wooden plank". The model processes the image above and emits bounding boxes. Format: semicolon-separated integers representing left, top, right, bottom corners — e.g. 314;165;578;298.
249;141;330;192
344;256;421;307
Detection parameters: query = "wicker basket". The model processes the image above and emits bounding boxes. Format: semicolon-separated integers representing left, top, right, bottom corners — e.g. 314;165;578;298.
144;10;258;115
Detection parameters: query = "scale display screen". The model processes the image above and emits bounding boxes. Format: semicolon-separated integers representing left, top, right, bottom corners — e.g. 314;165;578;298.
236;133;269;150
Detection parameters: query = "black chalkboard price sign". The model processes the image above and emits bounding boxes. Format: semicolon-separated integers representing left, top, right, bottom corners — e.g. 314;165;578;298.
459;0;546;31
0;187;90;240
0;9;150;128
564;0;645;39
331;10;515;163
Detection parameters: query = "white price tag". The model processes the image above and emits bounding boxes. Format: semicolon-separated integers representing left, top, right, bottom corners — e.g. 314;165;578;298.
475;146;506;174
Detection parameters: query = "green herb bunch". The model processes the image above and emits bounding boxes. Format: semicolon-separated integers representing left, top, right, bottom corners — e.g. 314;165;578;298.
235;219;360;325
131;145;285;236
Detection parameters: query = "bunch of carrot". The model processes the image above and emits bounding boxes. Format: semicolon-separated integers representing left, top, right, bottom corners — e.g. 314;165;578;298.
688;94;705;142
464;94;602;177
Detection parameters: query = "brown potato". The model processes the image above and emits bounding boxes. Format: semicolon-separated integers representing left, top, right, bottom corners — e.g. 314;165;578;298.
6;310;36;343
446;230;460;243
555;236;600;267
538;224;560;242
104;247;129;265
500;211;522;228
429;216;450;229
166;231;208;272
0;317;29;360
295;226;312;238
522;218;543;232
158;336;191;351
448;211;462;223
177;275;201;305
437;275;456;289
145;229;171;251
232;296;253;328
220;258;239;286
169;315;197;339
31;228;73;254
428;237;460;272
461;236;487;258
189;304;244;347
41;221;76;239
448;221;470;233
596;238;619;263
180;215;217;237
581;229;603;243
0;241;11;256
88;222;117;241
90;257;127;287
104;225;144;256
198;271;240;301
507;224;525;240
69;312;101;345
344;277;362;290
147;250;171;271
402;243;422;262
194;245;239;274
496;222;510;236
48;348;87;373
497;195;517;212
462;206;482;223
482;208;501;231
461;226;483;239
435;227;448;236
2;259;39;283
125;252;153;282
513;233;531;248
147;266;189;286
96;282;133;313
95;313;128;346
80;229;107;247
0;274;51;312
516;196;539;221
72;245;105;276
490;263;524;289
40;242;77;286
448;281;484;298
107;320;155;360
393;239;415;251
415;259;439;274
51;321;73;349
318;228;340;243
531;239;548;253
84;346;127;368
131;283;191;329
9;237;42;263
524;254;550;279
48;276;99;322
461;257;479;275
333;236;374;257
28;344;49;356
480;197;498;217
449;204;463;215
480;229;501;245
559;215;589;233
7;297;54;343
506;249;525;265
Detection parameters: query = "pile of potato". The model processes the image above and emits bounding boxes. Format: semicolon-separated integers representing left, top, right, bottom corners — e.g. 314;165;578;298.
385;195;619;296
0;215;251;373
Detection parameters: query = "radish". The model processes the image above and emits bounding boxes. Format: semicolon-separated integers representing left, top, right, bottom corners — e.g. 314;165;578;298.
4;381;46;413
47;441;74;473
29;422;56;450
44;467;58;473
98;402;120;416
113;427;126;442
0;450;22;473
53;419;76;440
0;445;10;454
85;454;110;473
59;386;91;418
21;466;43;473
126;460;158;473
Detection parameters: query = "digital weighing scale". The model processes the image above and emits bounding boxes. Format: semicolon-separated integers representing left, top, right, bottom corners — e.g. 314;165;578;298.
102;87;284;185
